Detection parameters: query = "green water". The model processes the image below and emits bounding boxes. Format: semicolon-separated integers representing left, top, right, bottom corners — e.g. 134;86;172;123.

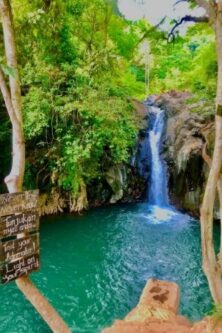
0;203;216;333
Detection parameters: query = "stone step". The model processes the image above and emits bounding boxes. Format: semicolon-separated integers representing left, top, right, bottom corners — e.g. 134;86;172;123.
139;279;180;314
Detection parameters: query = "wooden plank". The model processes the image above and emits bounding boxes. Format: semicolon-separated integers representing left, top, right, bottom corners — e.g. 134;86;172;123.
0;234;39;263
0;210;39;239
1;253;40;284
0;190;39;217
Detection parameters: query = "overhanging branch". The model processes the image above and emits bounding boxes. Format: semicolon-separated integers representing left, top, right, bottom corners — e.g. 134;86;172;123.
168;15;209;41
136;17;166;47
174;0;190;6
174;0;216;22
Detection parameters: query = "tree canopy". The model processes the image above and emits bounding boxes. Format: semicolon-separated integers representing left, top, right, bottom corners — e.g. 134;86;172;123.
0;0;217;205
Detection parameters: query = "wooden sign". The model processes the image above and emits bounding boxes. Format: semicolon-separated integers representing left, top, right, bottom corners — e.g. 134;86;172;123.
0;190;40;284
1;253;40;284
0;190;39;216
0;234;39;263
0;210;39;239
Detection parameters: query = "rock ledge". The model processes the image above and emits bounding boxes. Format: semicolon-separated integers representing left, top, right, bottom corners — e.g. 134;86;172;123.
103;279;222;333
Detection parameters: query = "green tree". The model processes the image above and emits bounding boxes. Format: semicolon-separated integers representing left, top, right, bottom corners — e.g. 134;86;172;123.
2;0;146;210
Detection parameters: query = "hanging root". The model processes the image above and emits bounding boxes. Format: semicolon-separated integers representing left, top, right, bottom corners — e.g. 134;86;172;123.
39;190;66;216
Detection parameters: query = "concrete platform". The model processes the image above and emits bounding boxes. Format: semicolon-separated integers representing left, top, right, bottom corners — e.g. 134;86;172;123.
102;279;222;333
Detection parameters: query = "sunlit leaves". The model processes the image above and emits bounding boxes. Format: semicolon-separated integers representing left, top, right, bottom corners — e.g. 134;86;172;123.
149;24;216;99
13;0;144;194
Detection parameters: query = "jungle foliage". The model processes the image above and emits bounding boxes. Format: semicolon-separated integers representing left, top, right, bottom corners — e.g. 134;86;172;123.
149;24;216;99
0;0;147;197
0;0;217;204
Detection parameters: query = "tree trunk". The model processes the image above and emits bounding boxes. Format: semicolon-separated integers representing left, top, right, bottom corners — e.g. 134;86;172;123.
0;0;25;192
200;2;222;303
0;1;71;331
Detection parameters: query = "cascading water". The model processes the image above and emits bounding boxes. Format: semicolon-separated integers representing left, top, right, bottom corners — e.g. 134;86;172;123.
148;106;169;207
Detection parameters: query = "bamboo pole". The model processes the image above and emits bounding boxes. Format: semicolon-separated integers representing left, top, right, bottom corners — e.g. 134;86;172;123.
16;277;71;333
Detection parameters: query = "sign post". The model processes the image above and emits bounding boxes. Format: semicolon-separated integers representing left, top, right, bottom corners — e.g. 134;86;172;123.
0;190;71;333
0;190;40;284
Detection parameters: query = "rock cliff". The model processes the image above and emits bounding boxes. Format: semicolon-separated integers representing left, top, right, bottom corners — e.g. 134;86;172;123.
153;91;215;217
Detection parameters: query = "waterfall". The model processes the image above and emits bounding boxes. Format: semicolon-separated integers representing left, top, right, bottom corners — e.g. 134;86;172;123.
148;106;169;207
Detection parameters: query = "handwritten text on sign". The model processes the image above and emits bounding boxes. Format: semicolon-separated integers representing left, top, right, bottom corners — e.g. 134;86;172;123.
0;190;40;284
0;190;39;216
0;234;39;263
0;211;39;239
1;254;40;284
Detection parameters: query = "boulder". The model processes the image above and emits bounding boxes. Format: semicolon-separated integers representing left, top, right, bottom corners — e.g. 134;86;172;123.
106;165;127;204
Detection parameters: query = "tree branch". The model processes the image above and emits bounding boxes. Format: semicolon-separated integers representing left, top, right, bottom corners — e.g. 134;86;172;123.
168;15;209;41
136;17;166;46
0;0;22;123
0;67;20;127
202;142;222;256
174;0;216;22
174;0;190;6
202;142;212;167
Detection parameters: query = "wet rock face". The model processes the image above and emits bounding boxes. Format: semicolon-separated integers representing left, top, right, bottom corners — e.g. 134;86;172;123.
152;91;215;217
165;111;206;216
105;164;147;204
131;92;214;216
87;164;147;208
106;165;128;204
87;100;149;207
133;129;151;181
